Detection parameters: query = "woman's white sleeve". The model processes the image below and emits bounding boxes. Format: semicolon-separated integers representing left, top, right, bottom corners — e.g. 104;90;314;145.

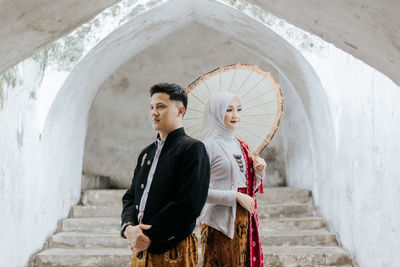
206;188;237;206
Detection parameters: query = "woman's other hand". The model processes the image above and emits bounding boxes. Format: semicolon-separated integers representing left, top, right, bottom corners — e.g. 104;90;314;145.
253;156;266;176
236;192;255;214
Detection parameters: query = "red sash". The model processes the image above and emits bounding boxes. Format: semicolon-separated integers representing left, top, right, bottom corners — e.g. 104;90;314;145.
237;138;264;267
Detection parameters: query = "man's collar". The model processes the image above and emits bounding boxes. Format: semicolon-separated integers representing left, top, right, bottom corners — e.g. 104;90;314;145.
156;127;185;144
156;138;165;146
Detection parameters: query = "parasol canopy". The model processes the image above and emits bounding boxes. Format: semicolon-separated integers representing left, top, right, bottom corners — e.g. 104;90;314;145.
183;63;284;156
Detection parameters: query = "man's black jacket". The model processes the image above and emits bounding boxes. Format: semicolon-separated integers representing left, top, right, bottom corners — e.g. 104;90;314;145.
121;127;210;254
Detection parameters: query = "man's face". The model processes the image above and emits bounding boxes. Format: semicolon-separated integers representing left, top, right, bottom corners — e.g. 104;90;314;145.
150;93;183;133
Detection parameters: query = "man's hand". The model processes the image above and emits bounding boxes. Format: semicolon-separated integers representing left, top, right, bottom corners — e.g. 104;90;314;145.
253;156;266;177
236;192;255;214
124;224;152;256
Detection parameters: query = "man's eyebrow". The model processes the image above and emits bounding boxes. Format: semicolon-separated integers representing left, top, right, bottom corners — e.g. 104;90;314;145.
151;102;167;106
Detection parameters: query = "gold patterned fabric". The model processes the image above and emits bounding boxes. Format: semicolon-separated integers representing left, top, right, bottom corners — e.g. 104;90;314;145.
201;204;250;267
130;233;198;267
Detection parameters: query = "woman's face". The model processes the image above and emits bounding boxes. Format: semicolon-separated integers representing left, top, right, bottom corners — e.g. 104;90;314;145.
224;96;242;131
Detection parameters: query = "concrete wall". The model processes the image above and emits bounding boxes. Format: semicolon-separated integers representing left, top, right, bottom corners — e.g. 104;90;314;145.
83;23;287;188
294;45;400;267
0;58;81;266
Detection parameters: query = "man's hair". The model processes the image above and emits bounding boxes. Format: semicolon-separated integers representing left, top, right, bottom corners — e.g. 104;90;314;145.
150;83;188;111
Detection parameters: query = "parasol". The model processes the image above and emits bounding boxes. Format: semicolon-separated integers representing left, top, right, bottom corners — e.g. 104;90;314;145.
183;63;284;156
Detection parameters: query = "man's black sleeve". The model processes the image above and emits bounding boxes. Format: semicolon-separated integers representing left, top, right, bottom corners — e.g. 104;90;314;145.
121;152;142;227
143;142;210;242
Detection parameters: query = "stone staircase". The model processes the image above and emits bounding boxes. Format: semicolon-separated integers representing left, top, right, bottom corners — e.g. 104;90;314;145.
31;188;355;266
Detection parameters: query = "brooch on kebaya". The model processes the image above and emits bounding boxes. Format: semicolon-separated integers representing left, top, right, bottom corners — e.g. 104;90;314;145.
233;154;244;173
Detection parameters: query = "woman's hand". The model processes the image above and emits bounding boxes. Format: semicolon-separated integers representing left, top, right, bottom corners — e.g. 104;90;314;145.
236;192;255;214
253;156;266;177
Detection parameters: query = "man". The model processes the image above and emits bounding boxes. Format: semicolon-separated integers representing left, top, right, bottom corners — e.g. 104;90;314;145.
121;83;210;266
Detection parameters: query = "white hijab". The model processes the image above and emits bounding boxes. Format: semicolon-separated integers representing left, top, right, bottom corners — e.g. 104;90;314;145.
200;92;242;142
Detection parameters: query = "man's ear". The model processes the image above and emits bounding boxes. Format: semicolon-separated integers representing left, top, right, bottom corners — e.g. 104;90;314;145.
177;106;186;118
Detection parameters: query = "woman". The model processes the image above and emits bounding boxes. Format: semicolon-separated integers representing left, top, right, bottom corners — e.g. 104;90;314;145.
199;92;266;267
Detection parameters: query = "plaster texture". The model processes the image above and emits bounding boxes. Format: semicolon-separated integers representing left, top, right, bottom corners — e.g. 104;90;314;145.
248;0;400;86
0;0;119;75
298;46;400;267
1;0;399;87
0;58;80;267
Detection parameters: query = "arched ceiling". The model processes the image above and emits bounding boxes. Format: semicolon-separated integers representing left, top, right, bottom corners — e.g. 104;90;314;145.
249;0;400;86
0;0;118;75
0;0;399;86
43;0;332;178
44;0;329;132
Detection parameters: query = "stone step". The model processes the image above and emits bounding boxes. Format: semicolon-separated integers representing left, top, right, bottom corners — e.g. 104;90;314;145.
62;216;326;236
70;205;122;218
60;217;120;232
32;248;131;267
60;217;201;238
258;187;311;204
260;230;337;246
48;232;127;248
51;229;336;251
259;217;326;231
81;187;311;206
33;247;352;267
258;203;315;219
81;190;125;206
81;174;113;190
70;203;314;219
262;246;352;266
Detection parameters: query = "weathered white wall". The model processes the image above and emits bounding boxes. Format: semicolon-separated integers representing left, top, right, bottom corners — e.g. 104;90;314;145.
294;46;400;267
0;59;43;267
0;58;82;266
83;23;288;188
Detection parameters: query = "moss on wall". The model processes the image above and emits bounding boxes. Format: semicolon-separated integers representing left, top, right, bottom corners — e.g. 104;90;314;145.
0;67;18;109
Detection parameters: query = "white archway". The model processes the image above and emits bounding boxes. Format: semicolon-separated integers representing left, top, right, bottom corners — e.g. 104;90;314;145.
41;0;332;195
